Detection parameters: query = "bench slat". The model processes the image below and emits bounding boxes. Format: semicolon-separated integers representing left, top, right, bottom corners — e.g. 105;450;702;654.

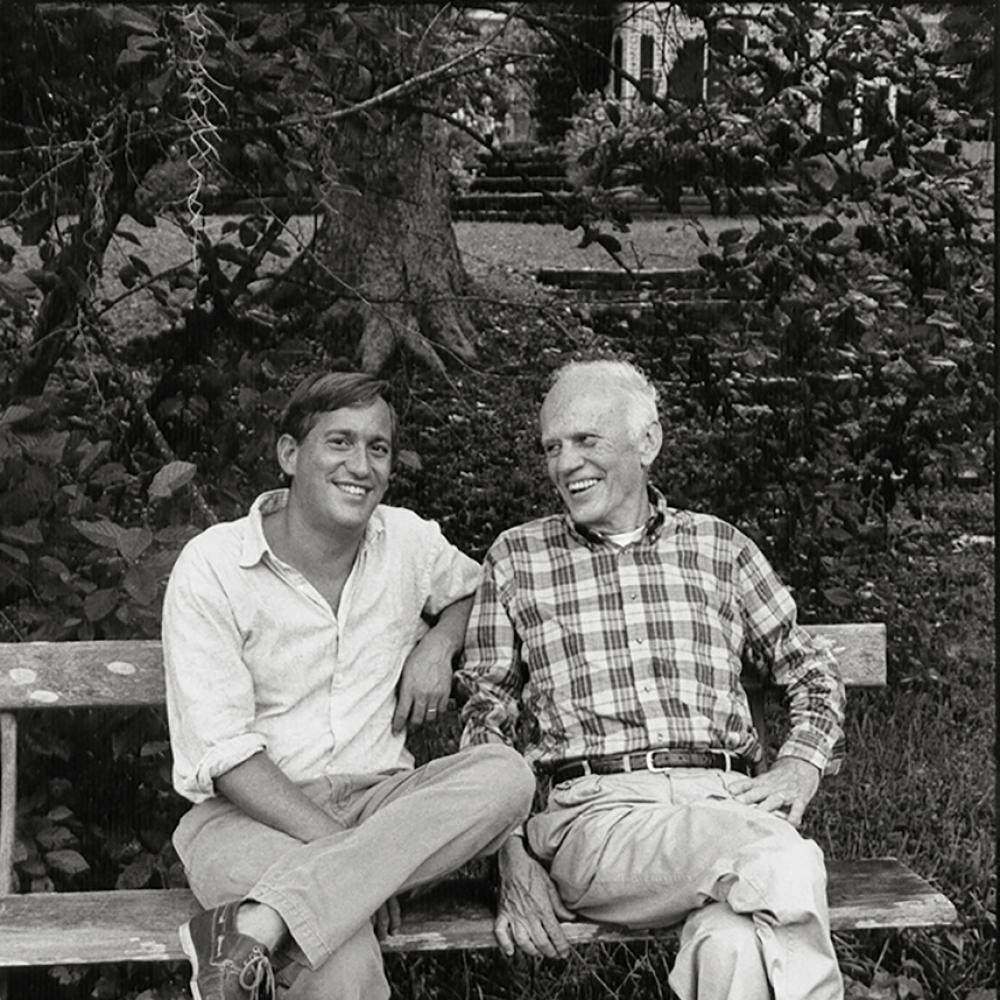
0;859;956;966
0;626;886;710
0;641;164;709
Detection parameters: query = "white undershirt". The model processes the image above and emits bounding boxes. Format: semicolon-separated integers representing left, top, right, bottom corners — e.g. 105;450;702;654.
604;525;646;547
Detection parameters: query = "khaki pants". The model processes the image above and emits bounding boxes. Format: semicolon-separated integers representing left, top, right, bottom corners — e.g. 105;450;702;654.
174;744;534;1000
527;769;844;1000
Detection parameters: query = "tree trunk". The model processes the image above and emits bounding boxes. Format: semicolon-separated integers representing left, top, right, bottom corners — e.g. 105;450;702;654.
309;109;477;374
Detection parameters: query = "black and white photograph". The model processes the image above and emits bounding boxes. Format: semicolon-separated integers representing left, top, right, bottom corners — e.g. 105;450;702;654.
0;4;994;999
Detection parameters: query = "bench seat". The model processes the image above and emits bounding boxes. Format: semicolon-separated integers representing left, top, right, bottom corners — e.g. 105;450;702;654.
0;858;958;967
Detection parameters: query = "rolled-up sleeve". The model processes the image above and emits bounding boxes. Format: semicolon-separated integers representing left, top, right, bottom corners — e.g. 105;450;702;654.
736;537;846;775
162;541;267;803
457;543;524;748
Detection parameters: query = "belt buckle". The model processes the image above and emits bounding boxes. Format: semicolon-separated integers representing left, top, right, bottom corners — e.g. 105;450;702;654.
645;749;672;772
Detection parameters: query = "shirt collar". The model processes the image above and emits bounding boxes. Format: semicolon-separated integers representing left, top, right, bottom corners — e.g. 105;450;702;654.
563;485;671;549
239;488;385;568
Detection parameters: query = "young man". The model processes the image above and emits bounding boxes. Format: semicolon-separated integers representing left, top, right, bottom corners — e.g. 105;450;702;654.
459;359;847;1000
163;372;534;1000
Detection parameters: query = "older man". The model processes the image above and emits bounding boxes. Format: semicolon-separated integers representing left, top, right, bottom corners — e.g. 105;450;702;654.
459;359;846;1000
164;371;534;1000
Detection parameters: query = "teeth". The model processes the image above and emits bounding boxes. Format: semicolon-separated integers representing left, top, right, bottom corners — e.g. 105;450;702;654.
337;484;367;496
568;478;599;494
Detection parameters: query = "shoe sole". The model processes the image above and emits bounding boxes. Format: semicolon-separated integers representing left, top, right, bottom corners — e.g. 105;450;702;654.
178;921;204;1000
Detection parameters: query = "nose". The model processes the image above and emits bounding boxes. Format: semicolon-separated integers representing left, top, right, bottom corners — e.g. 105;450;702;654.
552;442;583;478
344;444;371;478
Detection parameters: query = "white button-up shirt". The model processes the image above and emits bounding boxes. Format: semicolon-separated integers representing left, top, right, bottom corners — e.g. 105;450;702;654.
163;490;481;803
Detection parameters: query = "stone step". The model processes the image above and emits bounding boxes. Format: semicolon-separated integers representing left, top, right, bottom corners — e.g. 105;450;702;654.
469;176;571;193
451;208;562;223
535;268;705;291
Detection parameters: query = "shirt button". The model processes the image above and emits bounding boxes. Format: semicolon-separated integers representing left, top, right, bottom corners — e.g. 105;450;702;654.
633;637;644;645
628;592;638;601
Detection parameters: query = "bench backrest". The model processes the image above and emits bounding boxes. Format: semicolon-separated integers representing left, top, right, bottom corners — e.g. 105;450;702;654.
0;624;886;711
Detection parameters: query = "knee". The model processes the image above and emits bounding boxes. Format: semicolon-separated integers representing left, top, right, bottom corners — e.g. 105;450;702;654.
461;744;535;820
734;833;828;922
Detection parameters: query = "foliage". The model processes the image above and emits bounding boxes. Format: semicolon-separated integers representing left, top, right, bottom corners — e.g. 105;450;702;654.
558;1;994;614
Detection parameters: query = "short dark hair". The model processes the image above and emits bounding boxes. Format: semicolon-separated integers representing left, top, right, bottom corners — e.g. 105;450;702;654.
278;372;397;452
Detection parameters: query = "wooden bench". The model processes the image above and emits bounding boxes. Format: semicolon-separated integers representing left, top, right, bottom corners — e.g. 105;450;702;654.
0;627;958;993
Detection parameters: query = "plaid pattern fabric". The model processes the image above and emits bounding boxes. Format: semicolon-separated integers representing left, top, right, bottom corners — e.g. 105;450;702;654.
458;489;845;775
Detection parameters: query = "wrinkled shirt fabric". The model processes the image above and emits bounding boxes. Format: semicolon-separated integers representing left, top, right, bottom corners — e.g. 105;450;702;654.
164;489;481;803
458;488;844;774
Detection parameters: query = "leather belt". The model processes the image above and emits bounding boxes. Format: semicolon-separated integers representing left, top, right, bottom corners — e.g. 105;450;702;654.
551;748;749;783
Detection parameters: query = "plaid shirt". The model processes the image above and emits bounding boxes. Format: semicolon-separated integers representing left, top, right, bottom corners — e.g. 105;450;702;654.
458;489;845;775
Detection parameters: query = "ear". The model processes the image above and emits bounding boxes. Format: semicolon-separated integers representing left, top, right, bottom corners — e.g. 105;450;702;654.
275;433;299;479
639;420;663;469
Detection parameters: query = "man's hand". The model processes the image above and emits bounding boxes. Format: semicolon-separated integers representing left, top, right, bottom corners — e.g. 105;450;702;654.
727;756;821;828
373;896;401;939
392;631;453;734
494;834;575;960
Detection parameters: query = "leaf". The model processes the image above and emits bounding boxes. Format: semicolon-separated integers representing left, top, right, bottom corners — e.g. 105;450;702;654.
128;254;152;277
110;6;159;34
238;219;261;247
73;518;125;549
812;220;844;242
0;543;28;566
19;207;53;246
717;228;744;246
128;206;157;228
117;526;154;562
822;587;854;608
123;563;159;606
595;233;622;253
118;263;139;288
116;851;155;890
214;243;252;266
1;521;43;546
18;430;68;464
604;101;621;127
36;825;77;852
0;404;35;427
45;849;91;877
0;276;32;313
83;588;119;622
24;268;56;291
40;555;71;581
913;149;953;175
396;449;422;471
149;460;197;499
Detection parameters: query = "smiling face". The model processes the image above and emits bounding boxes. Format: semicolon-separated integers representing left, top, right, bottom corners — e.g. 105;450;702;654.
277;401;393;537
540;366;662;535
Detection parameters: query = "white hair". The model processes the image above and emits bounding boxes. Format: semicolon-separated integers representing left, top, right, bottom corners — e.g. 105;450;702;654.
549;359;660;438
